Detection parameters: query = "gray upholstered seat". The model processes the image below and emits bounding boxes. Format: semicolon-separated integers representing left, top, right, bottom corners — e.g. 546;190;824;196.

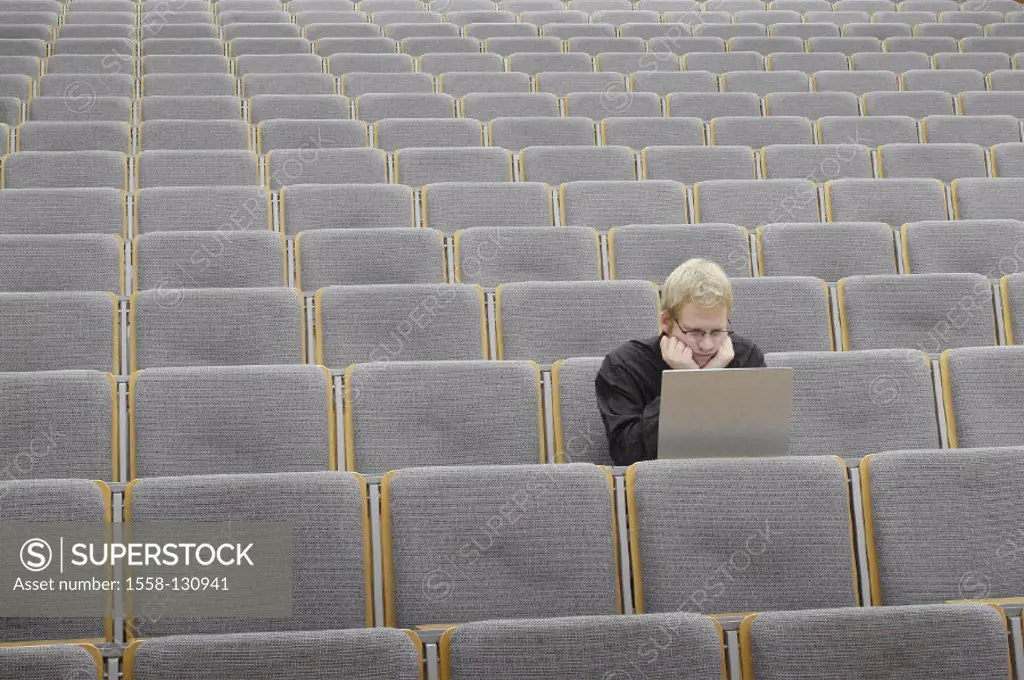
454;226;601;286
1005;273;1024;345
767;52;847;75
520;145;635;185
135;187;269;234
602;117;705;149
765;92;860;118
695;179;820;227
991;143;1024;177
953;178;1024;220
38;73;132;98
489;117;596;151
878;142;987;183
551;356;610;465
729;276;834;352
232;37;313;56
134;231;284;290
940;346;1024;448
902;68;986;94
762;144;874;181
395;147;511;186
223;23;302;39
266;148;386;189
442;613;724;680
130;366;333;477
296;228;442;290
376;120;483;154
826;178;947;226
29;96;131;123
561;180;687;229
862;91;954;117
817;115;919;146
813;69;898;95
722;70;808;95
0;292;117;371
644;146;755;184
140;120;251;151
0;644;102;680
345;361;543;472
631;71;717;96
0;233;122;292
711;116;814;147
131;287;304;369
597;51;681;74
437;72;528;97
423;182;553;231
496;280;659;363
667;93;761;120
683;51;765;73
2;151;127;190
142;38;226;56
137;150;258;188
902;219;1024;275
765;349;940;457
564;91;663;119
234;54;324;76
0;479;110;642
863;447;1024;604
462;94;560;121
838;273;997;351
257;120;368;152
248;95;350;123
742;605;1010;678
535;71;625;96
627;457;859;614
126;472;371;634
281;184;413;233
328;53;415;74
609;223;751;280
241;73;337;97
140;96;244;121
344;72;435;97
923;115;1021;146
142;55;231;74
125;629;421;680
315;284;487;367
958;91;1024;117
0;188;125;236
142;74;237;97
382;464;619;626
420;52;504;74
355;93;456;121
0;370;115;479
756;220;889;281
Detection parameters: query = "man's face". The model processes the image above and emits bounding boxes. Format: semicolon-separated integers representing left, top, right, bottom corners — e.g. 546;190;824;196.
660;303;730;368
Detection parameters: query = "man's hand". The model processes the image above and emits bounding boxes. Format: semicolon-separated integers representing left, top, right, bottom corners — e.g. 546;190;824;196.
703;336;735;370
661;335;700;370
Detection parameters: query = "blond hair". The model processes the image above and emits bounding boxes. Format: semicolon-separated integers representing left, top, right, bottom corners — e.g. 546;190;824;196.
662;258;733;319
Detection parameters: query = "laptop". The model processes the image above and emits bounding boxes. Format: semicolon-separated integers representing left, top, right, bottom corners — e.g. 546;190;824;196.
657;367;794;459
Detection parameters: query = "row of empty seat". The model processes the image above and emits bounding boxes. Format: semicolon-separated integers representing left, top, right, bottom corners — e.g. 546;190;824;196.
4;346;1021;478
3;140;1024;190
2;218;1023;289
2;450;1022;642
1;175;1022;230
1;603;1015;680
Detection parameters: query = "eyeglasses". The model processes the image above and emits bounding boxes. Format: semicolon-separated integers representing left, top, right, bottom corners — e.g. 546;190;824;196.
674;321;734;342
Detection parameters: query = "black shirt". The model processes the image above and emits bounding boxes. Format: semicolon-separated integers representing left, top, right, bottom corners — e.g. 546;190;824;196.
595;334;766;466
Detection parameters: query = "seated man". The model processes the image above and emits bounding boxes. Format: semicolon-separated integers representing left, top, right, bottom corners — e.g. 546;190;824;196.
596;258;765;465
